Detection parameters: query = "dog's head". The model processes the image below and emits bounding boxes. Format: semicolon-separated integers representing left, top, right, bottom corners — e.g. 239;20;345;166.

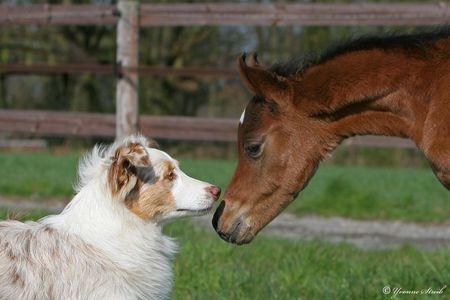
87;135;220;223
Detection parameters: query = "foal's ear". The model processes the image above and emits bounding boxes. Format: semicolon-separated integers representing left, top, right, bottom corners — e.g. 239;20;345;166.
238;53;290;103
108;142;151;197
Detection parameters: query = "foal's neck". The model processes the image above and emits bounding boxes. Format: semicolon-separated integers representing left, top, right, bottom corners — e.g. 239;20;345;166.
298;49;427;141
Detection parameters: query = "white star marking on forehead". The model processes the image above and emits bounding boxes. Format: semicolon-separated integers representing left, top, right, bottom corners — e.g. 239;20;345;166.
239;108;246;124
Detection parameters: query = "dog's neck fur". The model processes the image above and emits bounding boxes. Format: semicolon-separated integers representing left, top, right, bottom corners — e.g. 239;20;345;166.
0;136;216;299
41;174;177;296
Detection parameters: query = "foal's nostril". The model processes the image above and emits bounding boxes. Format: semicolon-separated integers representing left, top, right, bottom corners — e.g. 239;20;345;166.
216;220;242;243
218;230;230;241
206;185;221;199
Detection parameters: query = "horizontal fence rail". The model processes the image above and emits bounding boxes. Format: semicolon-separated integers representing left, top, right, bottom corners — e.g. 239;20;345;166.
1;3;449;26
0;109;417;148
0;63;237;79
0;110;237;142
139;3;450;26
0;5;117;25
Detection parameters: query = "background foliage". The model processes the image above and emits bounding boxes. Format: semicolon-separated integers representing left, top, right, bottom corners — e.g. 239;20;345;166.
0;0;442;164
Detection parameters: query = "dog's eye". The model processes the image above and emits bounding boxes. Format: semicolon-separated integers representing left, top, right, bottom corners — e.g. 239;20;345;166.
167;170;176;181
244;143;262;159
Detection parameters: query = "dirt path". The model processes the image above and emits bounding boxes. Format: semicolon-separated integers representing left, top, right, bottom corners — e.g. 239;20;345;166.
1;196;449;250
193;214;450;250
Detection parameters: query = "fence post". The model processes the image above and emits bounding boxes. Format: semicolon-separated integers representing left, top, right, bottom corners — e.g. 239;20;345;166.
116;0;139;140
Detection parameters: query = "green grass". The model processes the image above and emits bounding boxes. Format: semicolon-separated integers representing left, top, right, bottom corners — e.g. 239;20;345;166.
289;166;450;223
167;221;449;300
0;152;449;222
2;209;448;300
0;208;50;221
0;152;79;198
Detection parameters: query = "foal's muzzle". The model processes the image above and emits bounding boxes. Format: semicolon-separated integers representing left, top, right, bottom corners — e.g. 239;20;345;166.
212;201;253;245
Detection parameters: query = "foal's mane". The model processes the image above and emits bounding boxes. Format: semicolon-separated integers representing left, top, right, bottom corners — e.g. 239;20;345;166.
270;27;450;77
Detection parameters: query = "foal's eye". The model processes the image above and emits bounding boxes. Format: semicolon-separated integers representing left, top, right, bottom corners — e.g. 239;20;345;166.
245;143;262;158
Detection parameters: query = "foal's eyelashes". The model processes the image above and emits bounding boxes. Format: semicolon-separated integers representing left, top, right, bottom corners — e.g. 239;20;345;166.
244;142;264;159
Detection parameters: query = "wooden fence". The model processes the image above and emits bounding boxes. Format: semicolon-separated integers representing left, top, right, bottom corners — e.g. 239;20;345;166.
0;2;448;146
0;109;416;148
1;3;448;26
0;63;237;79
0;109;237;142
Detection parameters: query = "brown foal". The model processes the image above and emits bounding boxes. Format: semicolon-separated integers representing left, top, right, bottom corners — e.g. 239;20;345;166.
212;29;450;245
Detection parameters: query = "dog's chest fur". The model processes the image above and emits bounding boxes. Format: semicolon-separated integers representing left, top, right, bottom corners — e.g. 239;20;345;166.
0;219;176;300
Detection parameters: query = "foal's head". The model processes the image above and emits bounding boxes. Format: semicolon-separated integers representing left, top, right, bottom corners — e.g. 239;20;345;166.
213;54;335;244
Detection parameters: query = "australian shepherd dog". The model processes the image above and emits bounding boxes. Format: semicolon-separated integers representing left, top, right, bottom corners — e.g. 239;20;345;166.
0;135;220;299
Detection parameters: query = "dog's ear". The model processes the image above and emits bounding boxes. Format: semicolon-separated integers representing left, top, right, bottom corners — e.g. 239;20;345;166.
108;142;151;197
147;137;160;149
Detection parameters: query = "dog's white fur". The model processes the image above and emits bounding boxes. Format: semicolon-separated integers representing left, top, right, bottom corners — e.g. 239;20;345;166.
0;135;219;300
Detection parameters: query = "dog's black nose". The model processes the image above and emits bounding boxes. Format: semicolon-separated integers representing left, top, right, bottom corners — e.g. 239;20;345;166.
212;201;225;231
